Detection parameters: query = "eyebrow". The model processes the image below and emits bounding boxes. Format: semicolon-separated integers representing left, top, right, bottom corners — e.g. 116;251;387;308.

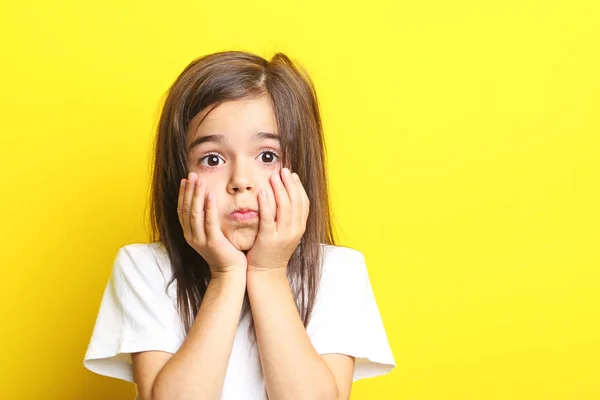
188;132;280;152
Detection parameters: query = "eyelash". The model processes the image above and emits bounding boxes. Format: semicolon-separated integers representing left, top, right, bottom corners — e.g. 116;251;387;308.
198;149;280;168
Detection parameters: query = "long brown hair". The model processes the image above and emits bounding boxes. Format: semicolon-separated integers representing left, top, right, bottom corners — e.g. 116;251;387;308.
147;51;336;338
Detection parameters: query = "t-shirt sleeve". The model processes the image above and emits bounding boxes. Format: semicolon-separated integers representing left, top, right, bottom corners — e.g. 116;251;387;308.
307;246;396;381
83;244;184;383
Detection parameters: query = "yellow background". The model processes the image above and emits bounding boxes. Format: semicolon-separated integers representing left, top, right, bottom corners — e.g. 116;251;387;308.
1;0;598;399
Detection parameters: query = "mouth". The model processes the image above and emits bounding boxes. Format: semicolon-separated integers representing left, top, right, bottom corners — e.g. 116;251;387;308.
228;208;259;222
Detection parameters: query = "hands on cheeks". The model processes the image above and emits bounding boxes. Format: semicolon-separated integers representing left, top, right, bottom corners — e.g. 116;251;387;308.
246;167;310;273
177;167;309;276
177;173;248;275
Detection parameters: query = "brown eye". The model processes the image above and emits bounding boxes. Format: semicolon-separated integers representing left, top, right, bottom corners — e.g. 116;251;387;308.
199;154;225;167
258;151;279;164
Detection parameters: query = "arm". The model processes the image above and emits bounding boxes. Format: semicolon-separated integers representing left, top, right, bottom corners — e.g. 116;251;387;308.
134;270;246;400
247;268;354;400
245;169;355;400
137;174;250;400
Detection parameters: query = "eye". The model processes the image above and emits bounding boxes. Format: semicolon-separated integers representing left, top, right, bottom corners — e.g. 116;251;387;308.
257;150;279;164
199;153;225;167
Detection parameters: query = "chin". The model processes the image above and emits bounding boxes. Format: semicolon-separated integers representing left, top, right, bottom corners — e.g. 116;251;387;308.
225;227;258;251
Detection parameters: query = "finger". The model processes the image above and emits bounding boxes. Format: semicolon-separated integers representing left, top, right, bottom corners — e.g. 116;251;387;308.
182;172;197;236
291;173;310;227
204;191;222;242
281;168;302;229
266;185;277;222
177;178;187;229
271;170;292;228
258;188;276;234
189;178;206;243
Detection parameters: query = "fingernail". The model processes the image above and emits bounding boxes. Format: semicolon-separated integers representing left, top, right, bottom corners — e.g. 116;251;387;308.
260;189;266;197
273;173;281;182
282;168;290;176
188;172;195;180
292;173;299;181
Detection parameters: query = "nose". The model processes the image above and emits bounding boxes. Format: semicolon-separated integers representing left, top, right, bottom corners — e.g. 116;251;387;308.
226;161;254;194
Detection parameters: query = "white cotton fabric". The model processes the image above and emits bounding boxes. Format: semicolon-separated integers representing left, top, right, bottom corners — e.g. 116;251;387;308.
83;242;396;399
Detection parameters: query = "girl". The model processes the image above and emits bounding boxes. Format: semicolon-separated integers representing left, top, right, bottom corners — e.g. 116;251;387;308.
83;51;395;400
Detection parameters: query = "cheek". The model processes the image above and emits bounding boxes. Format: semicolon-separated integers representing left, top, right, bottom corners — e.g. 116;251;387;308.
195;175;222;206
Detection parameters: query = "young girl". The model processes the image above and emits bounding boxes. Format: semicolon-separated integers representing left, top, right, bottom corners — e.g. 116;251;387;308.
83;51;395;400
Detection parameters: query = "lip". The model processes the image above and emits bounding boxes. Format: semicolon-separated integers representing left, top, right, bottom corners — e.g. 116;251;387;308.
229;208;259;222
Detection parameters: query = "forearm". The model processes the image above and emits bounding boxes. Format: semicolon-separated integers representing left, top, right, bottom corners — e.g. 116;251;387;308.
246;268;338;400
152;271;246;400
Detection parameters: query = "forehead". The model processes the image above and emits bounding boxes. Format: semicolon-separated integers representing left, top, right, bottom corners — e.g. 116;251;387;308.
187;96;277;146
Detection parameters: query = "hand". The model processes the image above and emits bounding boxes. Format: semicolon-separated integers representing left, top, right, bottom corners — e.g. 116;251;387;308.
177;172;247;275
246;168;310;272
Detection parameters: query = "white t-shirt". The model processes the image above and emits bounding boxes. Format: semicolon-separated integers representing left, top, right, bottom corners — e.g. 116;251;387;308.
83;242;395;399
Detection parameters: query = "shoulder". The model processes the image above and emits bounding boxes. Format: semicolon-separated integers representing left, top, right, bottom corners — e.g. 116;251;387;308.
309;245;396;381
320;244;367;272
319;244;369;285
117;241;167;261
83;242;184;383
111;241;174;290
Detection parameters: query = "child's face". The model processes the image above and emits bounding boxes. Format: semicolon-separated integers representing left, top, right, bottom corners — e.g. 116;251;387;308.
186;95;281;251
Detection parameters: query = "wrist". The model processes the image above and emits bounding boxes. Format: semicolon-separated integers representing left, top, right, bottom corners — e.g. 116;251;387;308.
246;266;288;281
211;268;248;282
208;269;247;299
246;267;291;299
